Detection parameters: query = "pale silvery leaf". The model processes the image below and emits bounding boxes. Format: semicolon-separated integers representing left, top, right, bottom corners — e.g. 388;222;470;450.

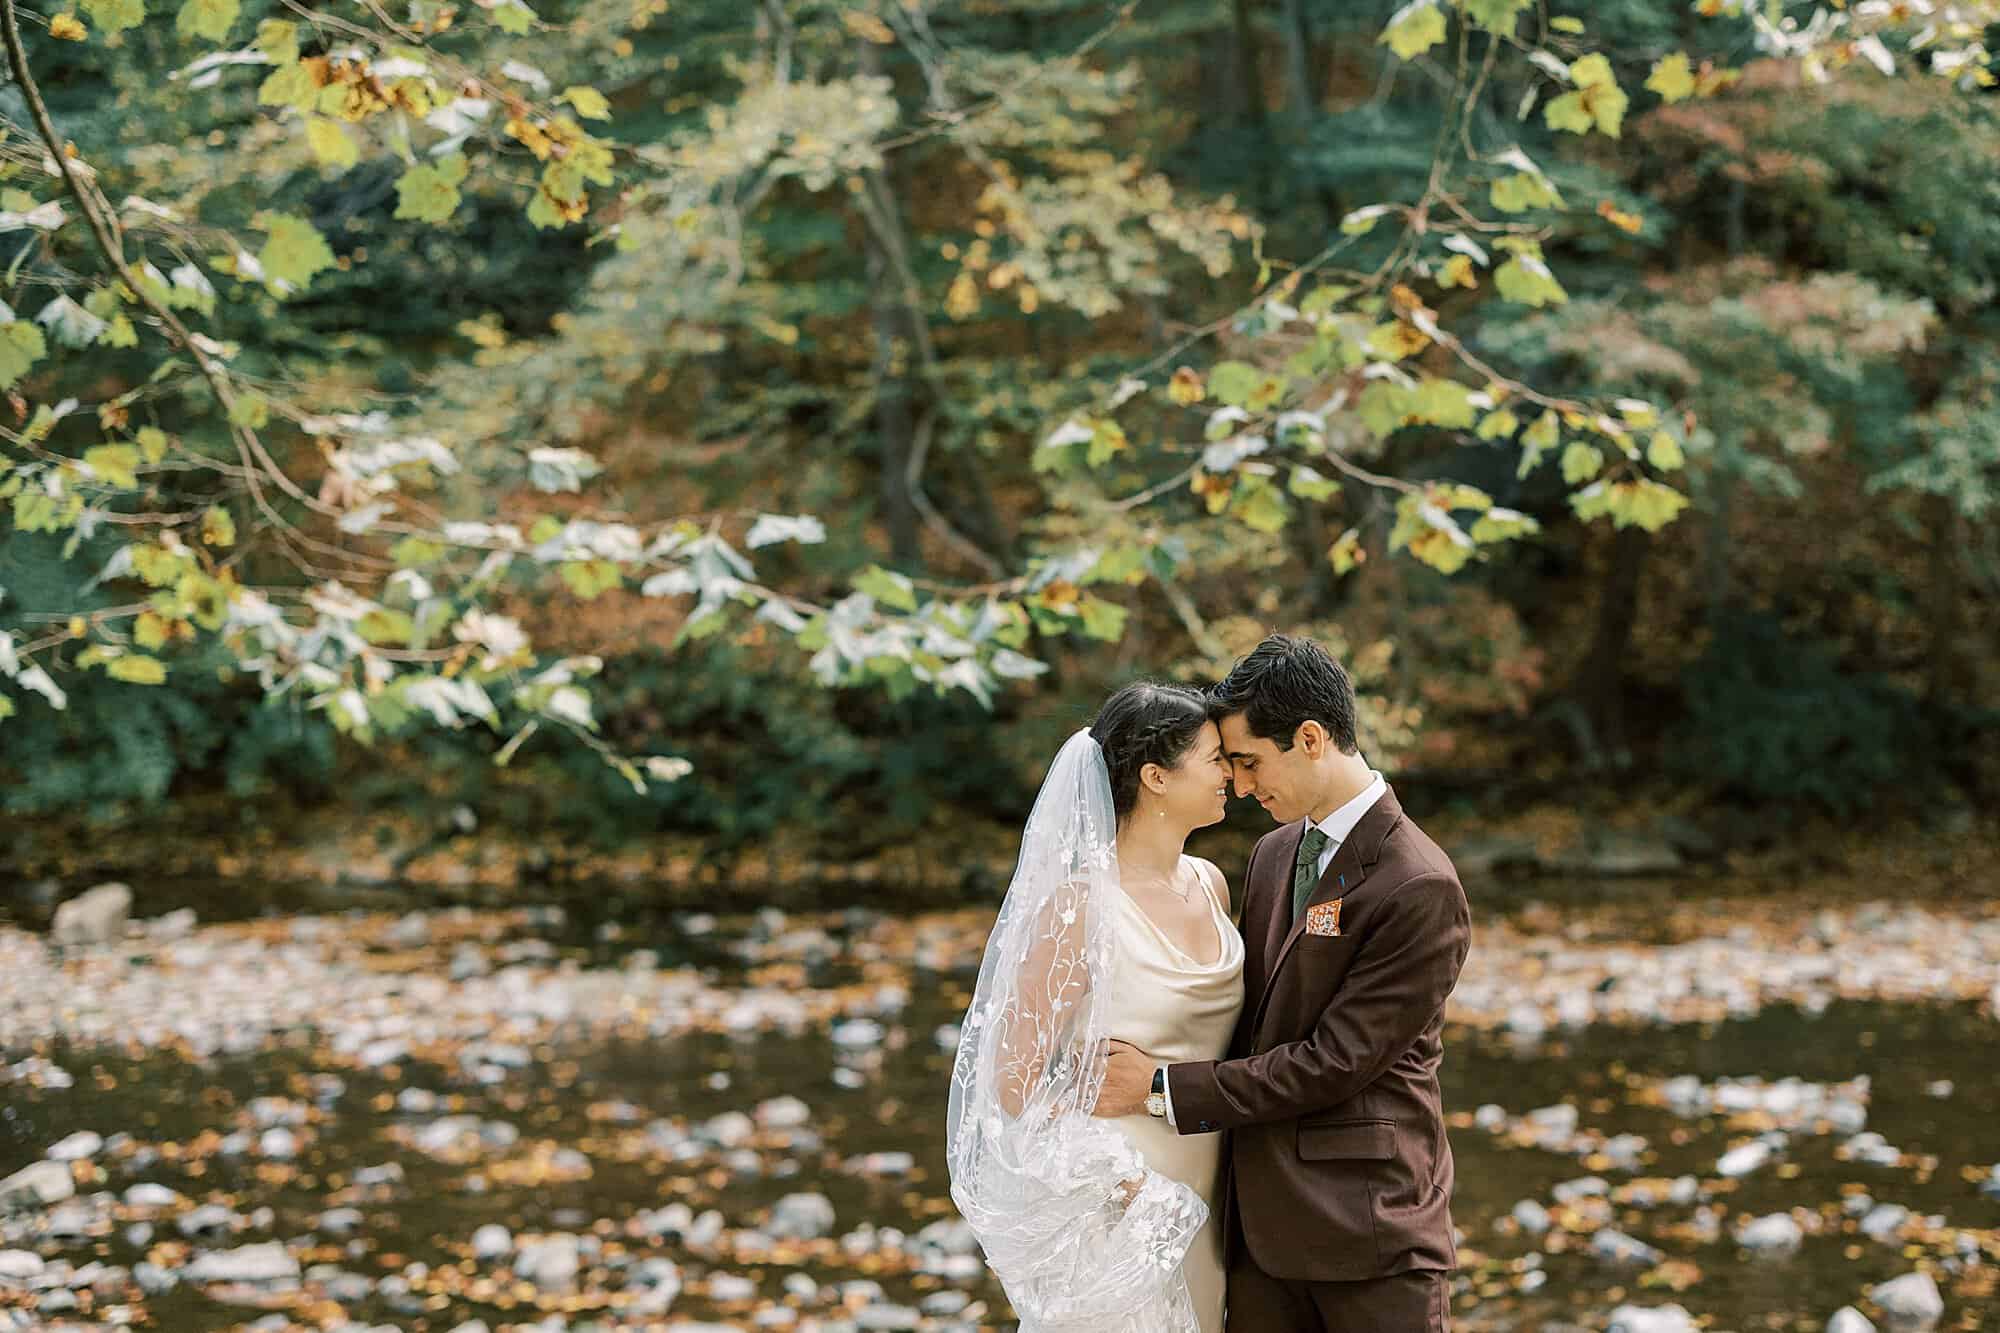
756;599;809;632
387;569;433;601
336;502;394;535
1419;504;1475;548
0;300;12;322
1277;410;1326;438
35;295;108;347
0;200;66;232
1853;35;1896;76
988;649;1048;680
935;659;992;708
1443;233;1488;265
533;655;602;686
500;60;551;92
172;49;268;82
1203;434;1269;473
527;446;603;494
324;689;368;730
403;677;465;727
0;629;16;678
188;332;239;359
17;665;66;709
641;569;698;598
643;756;693;782
170;263;215;303
745;513;828;549
1043;418;1094;449
1107;377;1147;410
543;684;596;729
120;196;182;222
1206;406;1251;433
1527;50;1571;82
373;57;428;79
453;610;528;668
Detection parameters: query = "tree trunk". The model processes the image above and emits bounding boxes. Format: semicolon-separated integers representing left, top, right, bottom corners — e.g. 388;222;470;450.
1574;525;1650;769
1923;492;1963;709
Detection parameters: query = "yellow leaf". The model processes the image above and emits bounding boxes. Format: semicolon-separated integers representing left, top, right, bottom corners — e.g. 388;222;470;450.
200;504;235;547
559;85;611;120
1597;199;1644;234
1379;3;1447;61
1439;254;1478;289
1647;52;1697;103
106;654;167;685
306;116;359;168
945;271;979;320
1327;529;1366;576
1168;367;1205;406
1366;321;1432;362
50;12;88;39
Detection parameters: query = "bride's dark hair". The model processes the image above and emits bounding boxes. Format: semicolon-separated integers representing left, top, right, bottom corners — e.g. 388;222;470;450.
1089;682;1211;821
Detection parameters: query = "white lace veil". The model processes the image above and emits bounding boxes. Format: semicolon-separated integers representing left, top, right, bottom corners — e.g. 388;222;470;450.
945;728;1206;1333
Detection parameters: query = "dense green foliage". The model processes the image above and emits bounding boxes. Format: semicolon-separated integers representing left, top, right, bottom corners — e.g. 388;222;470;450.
3;0;1997;839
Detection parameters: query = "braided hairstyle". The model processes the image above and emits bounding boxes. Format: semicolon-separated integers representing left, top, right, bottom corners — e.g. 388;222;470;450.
1088;682;1211;821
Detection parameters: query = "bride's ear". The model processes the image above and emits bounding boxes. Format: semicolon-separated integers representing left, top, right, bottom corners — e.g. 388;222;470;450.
1140;761;1169;796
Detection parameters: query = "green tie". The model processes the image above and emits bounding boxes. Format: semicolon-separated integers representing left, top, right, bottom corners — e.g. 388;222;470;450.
1293;827;1331;921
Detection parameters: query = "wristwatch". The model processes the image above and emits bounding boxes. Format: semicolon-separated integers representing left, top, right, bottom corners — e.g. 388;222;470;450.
1146;1066;1167;1119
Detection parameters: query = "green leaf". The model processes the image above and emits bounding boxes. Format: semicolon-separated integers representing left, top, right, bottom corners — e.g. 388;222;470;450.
558;559;622;600
358;608;416;645
137;427;169;463
1519;410;1560;477
83;443;140;488
1494;255;1568;307
1490;171;1563;213
1544;90;1594;135
1647;431;1685;472
1476;408;1520;441
0;695;14;723
1288;466;1341;502
104;315;138;348
255;213;335;293
258;62;318;111
1231;480;1289;535
306;117;359;169
492;0;533;32
12;492;60;533
106;653;167;684
253;17;297;62
1076;596;1128;642
1380;2;1447;60
1411;378;1476;429
393;155;468;223
1560;441;1604;485
1457;0;1530;35
175;0;237;41
1357;381;1412;438
1572;479;1688;532
559;85;611;119
854;565;917;612
1469;507;1540;542
390;536;445;566
1550;15;1584;33
200;504;235;547
0;320;46;390
227;391;268;429
82;0;143;33
1209;360;1264;409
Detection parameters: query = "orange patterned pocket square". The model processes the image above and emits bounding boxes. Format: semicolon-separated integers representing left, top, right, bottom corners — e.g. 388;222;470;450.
1304;898;1343;937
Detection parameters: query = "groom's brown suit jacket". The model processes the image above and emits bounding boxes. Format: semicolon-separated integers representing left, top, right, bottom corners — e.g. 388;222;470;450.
1167;786;1471;1283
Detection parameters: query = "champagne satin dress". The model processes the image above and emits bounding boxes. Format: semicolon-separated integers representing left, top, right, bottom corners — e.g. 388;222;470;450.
1105;857;1246;1333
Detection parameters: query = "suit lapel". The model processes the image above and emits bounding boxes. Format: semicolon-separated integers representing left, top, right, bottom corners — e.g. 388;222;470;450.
1252;788;1405;1034
1260;820;1310;985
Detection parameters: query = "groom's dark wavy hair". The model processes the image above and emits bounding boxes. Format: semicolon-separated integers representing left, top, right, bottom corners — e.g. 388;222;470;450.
1208;634;1360;755
1089;682;1211;821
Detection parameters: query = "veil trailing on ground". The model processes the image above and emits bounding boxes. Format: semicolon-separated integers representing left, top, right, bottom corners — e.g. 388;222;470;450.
944;729;1205;1333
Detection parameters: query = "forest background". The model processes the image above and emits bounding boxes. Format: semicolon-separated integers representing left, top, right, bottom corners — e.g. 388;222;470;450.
2;0;1996;900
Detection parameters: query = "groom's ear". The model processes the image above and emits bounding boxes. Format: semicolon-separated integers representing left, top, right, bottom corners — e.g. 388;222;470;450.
1296;719;1327;756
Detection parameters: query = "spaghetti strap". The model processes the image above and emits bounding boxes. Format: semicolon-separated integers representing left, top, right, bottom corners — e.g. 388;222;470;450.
1183;856;1225;915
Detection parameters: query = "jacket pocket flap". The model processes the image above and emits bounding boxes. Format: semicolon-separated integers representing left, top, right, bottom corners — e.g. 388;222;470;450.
1297;1117;1395;1161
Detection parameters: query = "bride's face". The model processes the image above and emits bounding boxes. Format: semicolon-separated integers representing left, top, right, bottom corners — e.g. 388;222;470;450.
1144;722;1232;829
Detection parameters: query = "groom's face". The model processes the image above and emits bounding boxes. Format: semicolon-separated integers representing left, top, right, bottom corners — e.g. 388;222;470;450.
1218;712;1315;824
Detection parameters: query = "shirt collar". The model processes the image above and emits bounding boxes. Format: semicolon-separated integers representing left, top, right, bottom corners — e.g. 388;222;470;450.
1311;770;1386;848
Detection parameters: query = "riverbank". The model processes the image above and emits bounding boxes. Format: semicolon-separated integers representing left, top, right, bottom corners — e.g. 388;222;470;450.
5;789;1995;919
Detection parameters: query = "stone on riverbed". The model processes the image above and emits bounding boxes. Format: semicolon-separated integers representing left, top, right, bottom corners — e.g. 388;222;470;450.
1871;1272;1944;1329
768;1192;837;1240
471;1224;512;1260
0;1251;44;1283
1717;1141;1773;1178
51;883;131;948
1736;1213;1803;1256
1592;1229;1665;1267
1827;1309;1877;1333
1607;1304;1697;1333
514;1235;580;1290
185;1243;300;1286
0;1160;74;1211
1860;1203;1910;1242
48;1131;102;1162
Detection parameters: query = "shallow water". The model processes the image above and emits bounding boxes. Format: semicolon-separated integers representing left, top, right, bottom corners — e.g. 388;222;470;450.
3;887;1997;1330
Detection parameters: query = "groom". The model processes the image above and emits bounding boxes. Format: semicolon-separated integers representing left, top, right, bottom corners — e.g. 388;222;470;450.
1095;635;1472;1332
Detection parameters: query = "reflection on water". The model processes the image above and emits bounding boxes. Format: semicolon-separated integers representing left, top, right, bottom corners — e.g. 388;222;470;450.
2;888;1996;1330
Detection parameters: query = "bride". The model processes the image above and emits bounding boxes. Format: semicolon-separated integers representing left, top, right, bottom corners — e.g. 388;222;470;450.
946;683;1243;1333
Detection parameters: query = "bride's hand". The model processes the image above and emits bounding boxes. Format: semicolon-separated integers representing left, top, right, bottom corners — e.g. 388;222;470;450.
1090;1039;1156;1118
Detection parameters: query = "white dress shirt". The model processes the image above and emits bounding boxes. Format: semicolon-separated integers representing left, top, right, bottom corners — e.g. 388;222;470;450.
1161;770;1386;1129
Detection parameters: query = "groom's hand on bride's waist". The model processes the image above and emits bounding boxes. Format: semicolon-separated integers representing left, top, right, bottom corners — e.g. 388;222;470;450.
1090;1039;1154;1118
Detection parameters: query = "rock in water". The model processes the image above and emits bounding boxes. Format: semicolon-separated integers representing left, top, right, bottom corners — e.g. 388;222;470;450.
0;1161;75;1211
1827;1309;1877;1333
768;1193;836;1240
1736;1213;1803;1256
51;883;132;947
184;1243;300;1286
1607;1305;1697;1333
1872;1272;1944;1330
